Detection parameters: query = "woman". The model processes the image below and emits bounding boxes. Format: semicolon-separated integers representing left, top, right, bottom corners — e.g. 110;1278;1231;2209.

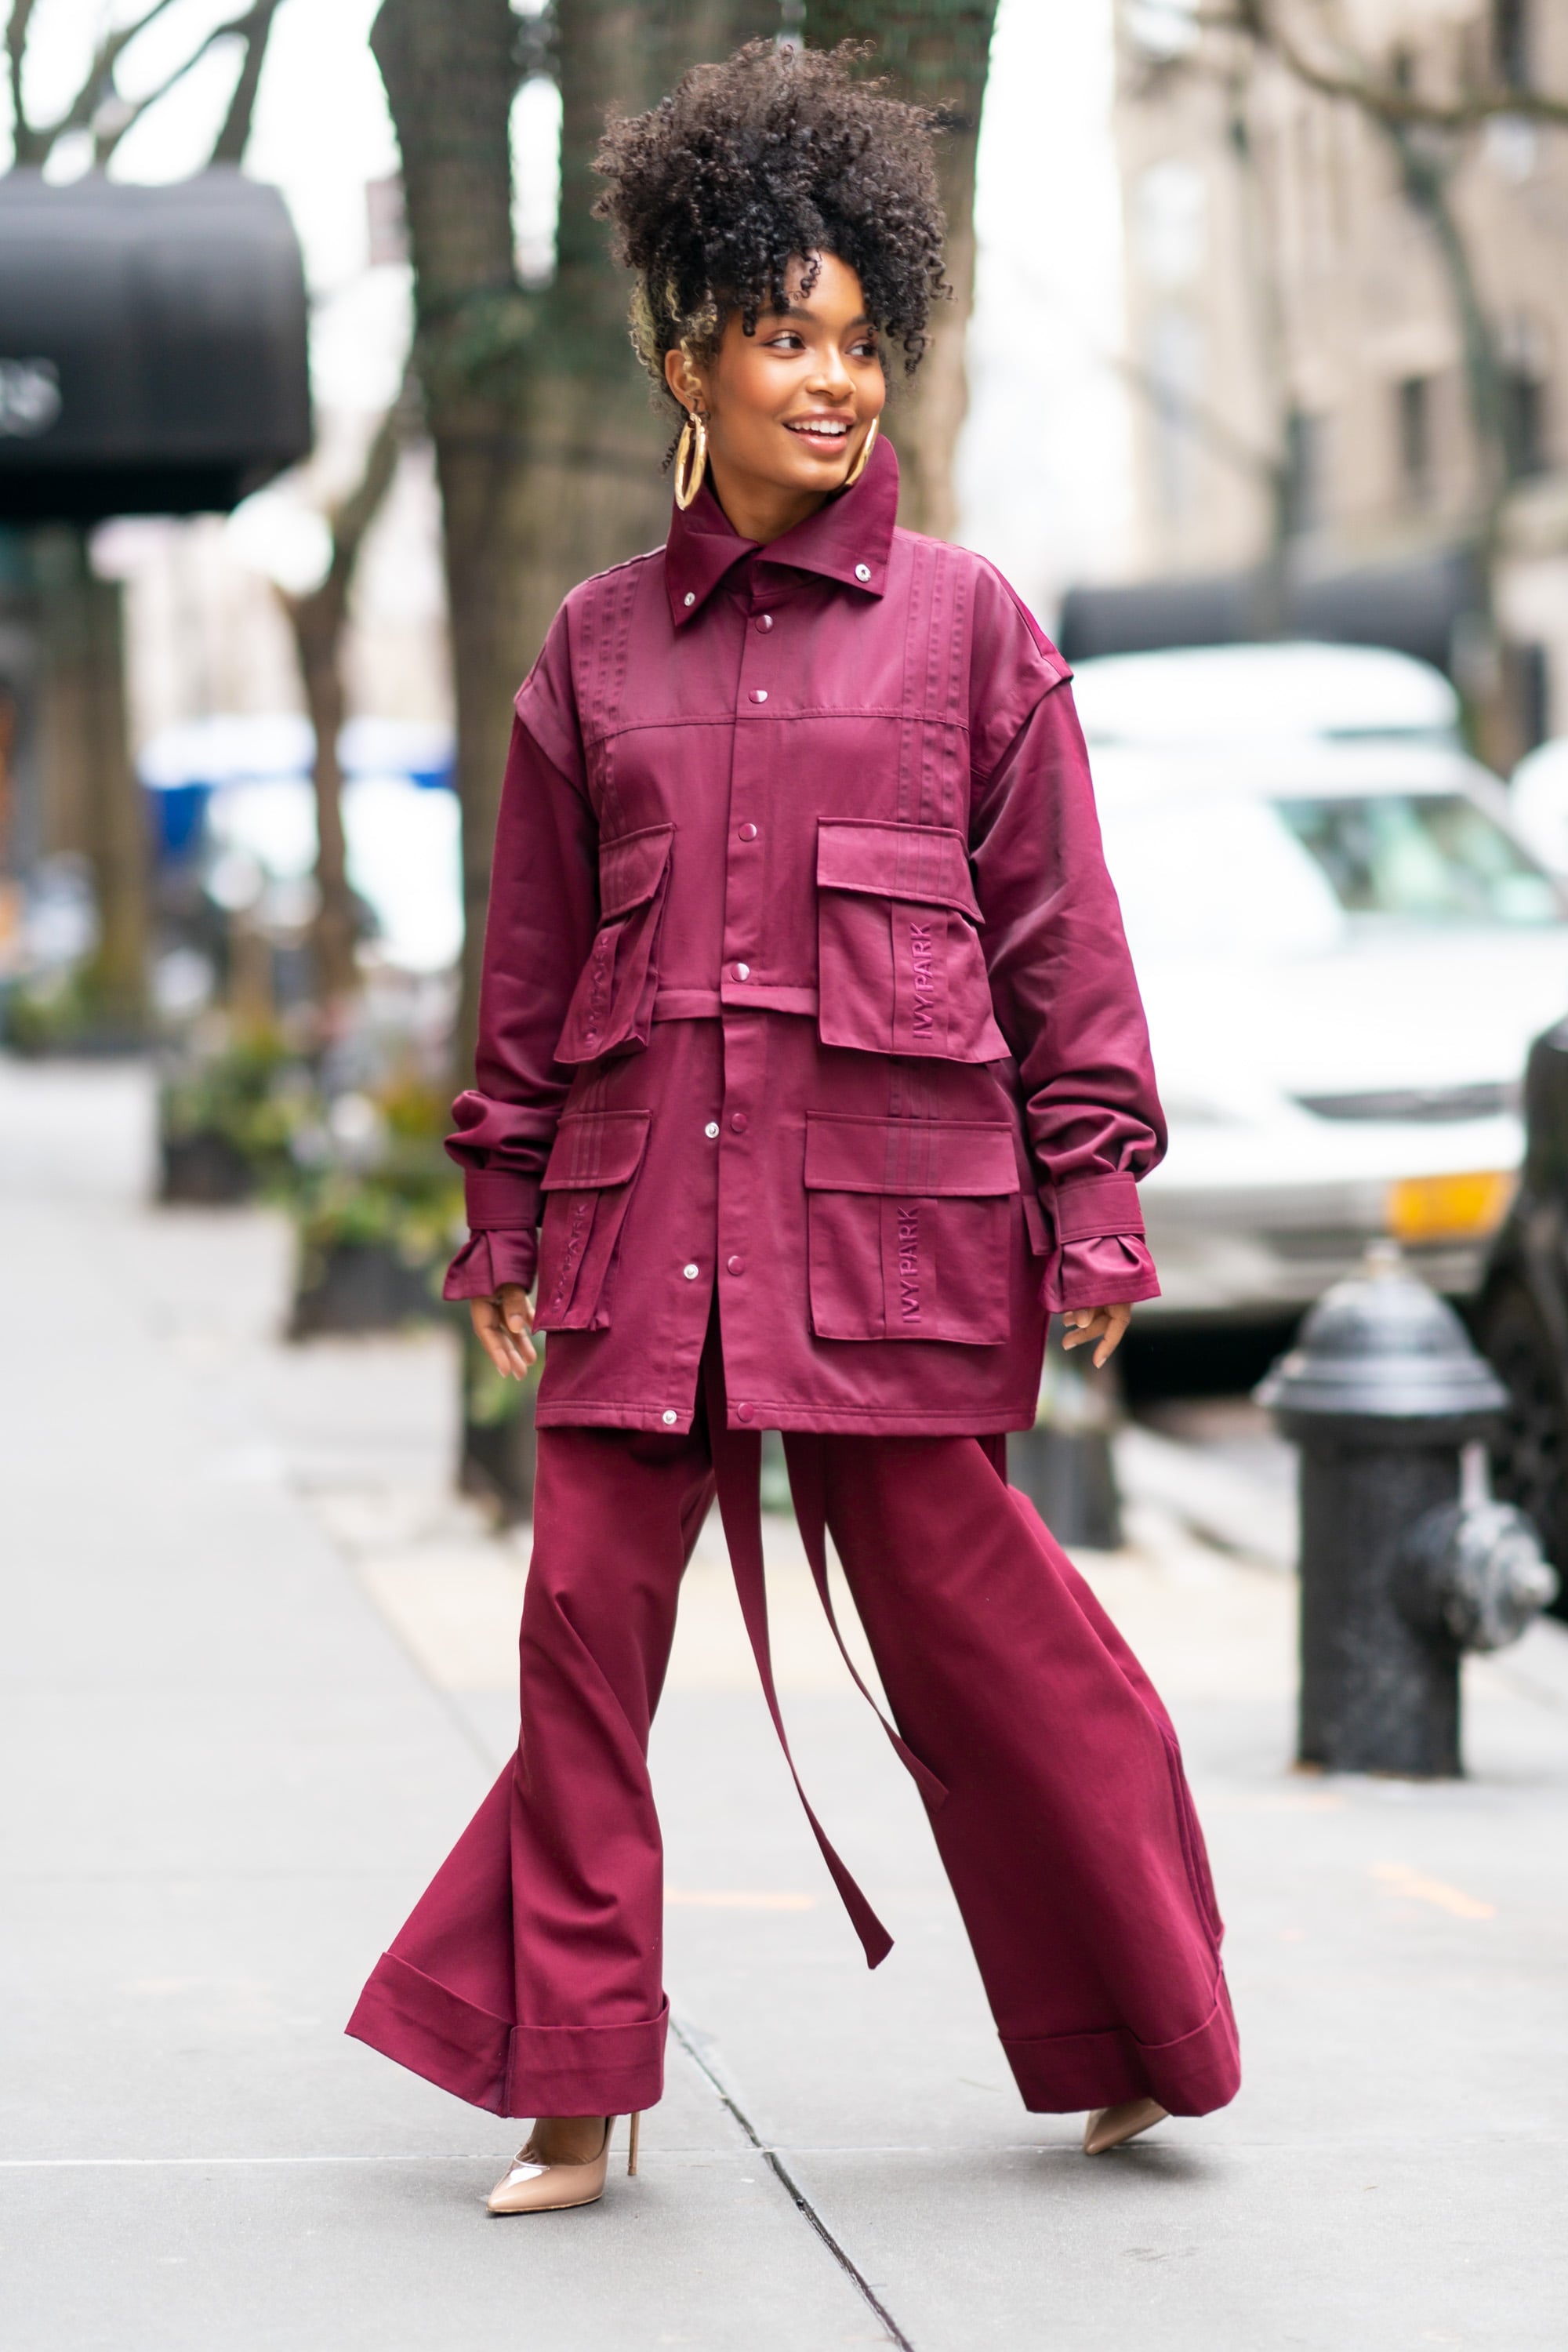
348;42;1240;2213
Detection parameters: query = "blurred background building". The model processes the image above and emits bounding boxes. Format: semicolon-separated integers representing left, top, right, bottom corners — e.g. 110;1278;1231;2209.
1089;0;1568;764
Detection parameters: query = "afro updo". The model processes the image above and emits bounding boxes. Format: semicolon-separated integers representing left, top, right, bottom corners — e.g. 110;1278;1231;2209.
593;41;948;414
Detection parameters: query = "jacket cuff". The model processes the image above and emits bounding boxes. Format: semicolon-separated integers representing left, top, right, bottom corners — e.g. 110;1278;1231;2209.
1045;1172;1145;1243
463;1168;540;1230
443;1229;539;1301
1042;1236;1160;1315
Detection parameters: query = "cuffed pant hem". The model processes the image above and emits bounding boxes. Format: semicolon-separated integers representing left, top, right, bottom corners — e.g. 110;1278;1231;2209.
1001;1972;1241;2118
504;2005;668;2118
345;1951;669;2119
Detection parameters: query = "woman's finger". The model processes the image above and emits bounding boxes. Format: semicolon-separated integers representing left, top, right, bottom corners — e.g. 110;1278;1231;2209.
1060;1308;1106;1351
1058;1303;1132;1366
1092;1304;1132;1369
470;1297;528;1379
495;1284;537;1365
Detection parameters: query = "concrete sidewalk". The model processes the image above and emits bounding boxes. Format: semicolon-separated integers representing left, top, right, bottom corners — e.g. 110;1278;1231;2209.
3;1060;1565;2351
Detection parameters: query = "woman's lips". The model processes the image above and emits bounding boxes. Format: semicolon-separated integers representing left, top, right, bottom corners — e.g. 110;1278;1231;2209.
784;417;852;444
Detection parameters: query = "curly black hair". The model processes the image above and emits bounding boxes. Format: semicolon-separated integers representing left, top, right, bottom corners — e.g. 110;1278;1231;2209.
593;41;947;414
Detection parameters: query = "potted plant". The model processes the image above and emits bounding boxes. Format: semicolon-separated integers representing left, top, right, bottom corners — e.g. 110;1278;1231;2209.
158;1027;311;1203
288;1073;463;1337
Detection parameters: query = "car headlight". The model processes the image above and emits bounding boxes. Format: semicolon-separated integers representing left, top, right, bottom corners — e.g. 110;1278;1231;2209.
1385;1171;1516;1245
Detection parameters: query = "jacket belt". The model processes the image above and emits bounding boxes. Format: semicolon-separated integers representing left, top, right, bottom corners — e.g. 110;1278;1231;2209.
655;983;818;1021
700;1344;947;1971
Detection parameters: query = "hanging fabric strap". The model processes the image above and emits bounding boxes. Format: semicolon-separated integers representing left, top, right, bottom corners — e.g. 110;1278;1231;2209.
701;1347;948;1973
781;1431;948;1814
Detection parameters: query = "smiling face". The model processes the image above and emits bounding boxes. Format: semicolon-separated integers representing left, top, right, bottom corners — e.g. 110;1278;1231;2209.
663;251;887;545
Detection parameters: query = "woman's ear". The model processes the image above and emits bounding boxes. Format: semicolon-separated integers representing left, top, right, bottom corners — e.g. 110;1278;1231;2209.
663;343;705;416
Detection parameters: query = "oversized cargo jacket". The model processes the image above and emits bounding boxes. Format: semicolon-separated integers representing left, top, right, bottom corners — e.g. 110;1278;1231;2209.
443;437;1165;1437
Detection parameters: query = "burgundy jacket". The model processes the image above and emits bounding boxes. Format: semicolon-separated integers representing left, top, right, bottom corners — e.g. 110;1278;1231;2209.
444;437;1163;1436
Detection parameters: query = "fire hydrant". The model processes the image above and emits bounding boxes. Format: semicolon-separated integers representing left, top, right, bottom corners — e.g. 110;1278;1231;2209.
1257;1247;1557;1776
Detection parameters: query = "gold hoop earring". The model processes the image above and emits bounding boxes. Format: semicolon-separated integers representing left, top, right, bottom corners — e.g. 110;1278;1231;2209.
673;409;708;510
844;416;879;488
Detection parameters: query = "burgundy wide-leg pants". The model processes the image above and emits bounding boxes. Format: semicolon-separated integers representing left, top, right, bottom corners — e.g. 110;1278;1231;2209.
347;1330;1240;2123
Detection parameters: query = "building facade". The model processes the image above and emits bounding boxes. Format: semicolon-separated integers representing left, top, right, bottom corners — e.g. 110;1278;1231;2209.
1112;0;1568;742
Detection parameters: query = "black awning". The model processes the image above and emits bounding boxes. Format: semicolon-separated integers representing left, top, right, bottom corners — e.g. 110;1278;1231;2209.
1057;546;1483;678
0;169;310;521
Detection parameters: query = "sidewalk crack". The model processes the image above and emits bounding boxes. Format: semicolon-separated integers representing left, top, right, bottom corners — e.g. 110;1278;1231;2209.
670;2014;916;2352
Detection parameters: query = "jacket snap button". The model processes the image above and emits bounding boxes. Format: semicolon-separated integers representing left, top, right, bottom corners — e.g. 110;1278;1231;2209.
661;1410;678;1425
738;822;757;842
683;591;695;608
755;613;773;632
726;1254;745;1276
735;1403;753;1424
855;562;871;583
729;1112;748;1134
749;688;768;704
733;962;750;980
704;1120;720;1139
683;1263;699;1279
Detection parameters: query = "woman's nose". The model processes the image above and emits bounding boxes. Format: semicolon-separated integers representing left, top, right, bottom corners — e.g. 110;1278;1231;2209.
808;347;853;398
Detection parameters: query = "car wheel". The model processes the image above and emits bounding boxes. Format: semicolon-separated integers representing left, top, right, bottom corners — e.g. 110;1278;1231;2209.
1477;1279;1568;1613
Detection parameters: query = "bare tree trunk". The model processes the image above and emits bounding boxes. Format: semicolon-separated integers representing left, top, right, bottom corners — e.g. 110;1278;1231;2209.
804;0;1000;538
371;0;521;1085
1385;122;1520;768
285;600;354;1009
374;0;773;1519
373;0;775;1088
34;528;147;1042
279;396;408;1014
1221;73;1295;636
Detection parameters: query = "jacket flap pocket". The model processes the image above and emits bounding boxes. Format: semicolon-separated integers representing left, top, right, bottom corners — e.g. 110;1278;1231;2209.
816;822;981;920
540;1110;651;1191
598;825;673;920
804;1114;1018;1197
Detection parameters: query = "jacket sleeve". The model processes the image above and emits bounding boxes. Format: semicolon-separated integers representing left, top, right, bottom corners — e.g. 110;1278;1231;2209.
968;613;1165;1314
441;654;598;1301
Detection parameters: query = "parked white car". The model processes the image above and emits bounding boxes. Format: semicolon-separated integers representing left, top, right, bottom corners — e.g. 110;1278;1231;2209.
1510;735;1568;876
1076;644;1568;1322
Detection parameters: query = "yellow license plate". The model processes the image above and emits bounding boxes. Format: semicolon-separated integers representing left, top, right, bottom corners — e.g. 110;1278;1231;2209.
1385;1170;1515;1245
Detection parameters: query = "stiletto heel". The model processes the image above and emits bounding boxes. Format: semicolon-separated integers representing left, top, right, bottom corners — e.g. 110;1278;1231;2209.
627;2111;641;2176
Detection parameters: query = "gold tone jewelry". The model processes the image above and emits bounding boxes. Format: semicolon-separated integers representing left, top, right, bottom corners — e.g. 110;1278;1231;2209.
673;408;708;509
844;416;879;488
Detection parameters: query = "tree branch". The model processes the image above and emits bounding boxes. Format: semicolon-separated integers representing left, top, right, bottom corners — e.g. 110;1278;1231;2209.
7;0;48;161
16;0;187;164
325;374;419;604
90;2;277;166
278;368;418;1010
1189;1;1568;129
1385;120;1510;543
208;0;285;165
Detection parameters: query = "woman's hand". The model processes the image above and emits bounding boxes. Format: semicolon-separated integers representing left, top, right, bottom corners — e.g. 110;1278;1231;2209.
1060;1301;1132;1370
470;1283;536;1378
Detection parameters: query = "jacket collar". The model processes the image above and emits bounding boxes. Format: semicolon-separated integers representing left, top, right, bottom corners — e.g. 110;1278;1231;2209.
666;432;898;628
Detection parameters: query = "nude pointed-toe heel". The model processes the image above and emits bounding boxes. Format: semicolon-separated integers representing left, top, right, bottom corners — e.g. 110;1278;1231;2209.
1083;2097;1168;2156
486;2114;642;2215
